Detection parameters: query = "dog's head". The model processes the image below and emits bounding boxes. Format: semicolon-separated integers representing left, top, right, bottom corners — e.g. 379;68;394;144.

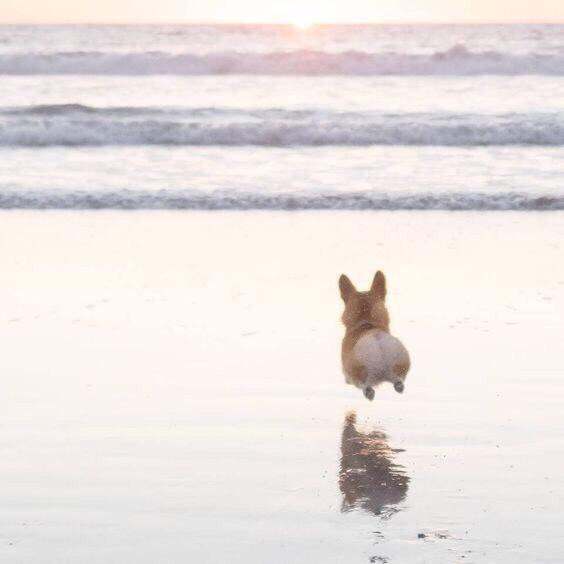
338;271;390;333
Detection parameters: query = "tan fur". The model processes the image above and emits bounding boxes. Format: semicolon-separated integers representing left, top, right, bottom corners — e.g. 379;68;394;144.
339;271;410;400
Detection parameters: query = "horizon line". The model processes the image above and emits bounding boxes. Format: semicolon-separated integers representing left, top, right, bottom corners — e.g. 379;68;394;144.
1;20;564;26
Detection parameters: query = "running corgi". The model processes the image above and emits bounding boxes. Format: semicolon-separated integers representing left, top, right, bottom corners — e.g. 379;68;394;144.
339;271;410;401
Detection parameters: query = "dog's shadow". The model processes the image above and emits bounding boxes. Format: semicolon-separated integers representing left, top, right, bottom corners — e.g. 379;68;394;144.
339;412;409;519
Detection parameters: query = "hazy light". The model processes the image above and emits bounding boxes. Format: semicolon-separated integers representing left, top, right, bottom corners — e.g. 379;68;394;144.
292;18;315;29
1;0;564;24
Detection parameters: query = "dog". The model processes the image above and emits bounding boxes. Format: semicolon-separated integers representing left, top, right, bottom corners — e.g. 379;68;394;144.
339;270;410;400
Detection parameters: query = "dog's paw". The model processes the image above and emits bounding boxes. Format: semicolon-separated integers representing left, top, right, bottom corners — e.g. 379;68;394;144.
363;387;375;401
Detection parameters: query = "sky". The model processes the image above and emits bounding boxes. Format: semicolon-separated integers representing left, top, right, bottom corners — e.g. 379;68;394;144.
1;0;564;24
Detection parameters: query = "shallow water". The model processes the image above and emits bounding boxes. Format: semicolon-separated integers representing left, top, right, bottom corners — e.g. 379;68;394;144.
1;211;562;563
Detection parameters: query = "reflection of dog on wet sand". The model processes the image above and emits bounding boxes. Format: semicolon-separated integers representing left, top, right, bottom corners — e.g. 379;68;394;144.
339;270;410;400
339;412;409;518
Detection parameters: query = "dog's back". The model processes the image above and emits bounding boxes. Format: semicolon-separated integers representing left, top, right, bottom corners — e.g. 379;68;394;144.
339;271;410;398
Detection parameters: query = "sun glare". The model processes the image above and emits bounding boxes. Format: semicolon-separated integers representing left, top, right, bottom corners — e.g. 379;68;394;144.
292;17;315;30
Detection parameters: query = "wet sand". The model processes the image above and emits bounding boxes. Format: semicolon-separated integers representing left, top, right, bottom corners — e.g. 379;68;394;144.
0;211;563;563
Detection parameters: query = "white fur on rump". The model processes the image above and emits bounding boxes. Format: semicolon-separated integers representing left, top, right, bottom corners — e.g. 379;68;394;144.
352;329;410;389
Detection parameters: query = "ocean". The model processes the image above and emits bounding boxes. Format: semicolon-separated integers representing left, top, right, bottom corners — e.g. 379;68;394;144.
0;23;563;209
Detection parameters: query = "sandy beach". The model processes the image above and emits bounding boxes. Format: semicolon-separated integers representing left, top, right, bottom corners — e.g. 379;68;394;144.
1;210;562;563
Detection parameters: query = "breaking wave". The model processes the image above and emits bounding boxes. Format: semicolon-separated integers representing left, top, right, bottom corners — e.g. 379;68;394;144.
2;105;564;146
1;45;564;76
0;190;561;210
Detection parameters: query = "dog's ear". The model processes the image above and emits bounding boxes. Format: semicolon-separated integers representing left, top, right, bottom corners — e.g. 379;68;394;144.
370;270;386;300
339;274;356;302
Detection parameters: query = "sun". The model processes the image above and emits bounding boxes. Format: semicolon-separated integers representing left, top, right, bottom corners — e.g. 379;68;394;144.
293;18;315;29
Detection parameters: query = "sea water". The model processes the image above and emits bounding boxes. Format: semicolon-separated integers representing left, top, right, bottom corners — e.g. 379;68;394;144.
0;24;563;209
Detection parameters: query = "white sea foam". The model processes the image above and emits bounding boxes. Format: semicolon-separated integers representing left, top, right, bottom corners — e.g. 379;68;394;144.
1;26;563;214
0;190;561;210
1;45;564;76
1;105;564;146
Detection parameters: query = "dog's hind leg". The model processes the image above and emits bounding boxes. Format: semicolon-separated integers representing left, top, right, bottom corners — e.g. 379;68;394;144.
347;365;373;400
349;365;367;386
